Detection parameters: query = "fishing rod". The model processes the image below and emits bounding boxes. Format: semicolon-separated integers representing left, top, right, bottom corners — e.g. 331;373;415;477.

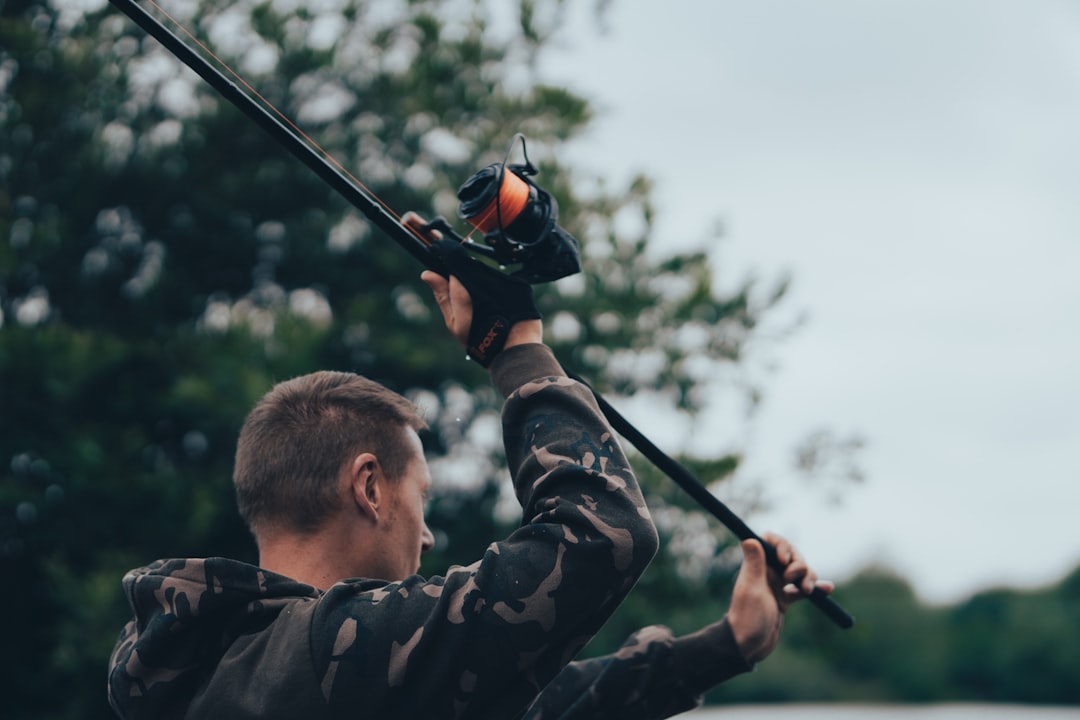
107;0;854;629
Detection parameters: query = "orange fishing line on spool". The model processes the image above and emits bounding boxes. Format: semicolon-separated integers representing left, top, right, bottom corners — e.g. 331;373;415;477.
465;170;531;234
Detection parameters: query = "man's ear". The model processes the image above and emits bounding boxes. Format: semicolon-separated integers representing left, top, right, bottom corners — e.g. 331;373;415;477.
347;452;382;522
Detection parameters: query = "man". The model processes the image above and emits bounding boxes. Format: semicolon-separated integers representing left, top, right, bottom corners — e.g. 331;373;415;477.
108;233;832;719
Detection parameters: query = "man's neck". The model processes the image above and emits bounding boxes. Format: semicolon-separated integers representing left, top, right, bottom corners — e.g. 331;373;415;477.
257;524;358;590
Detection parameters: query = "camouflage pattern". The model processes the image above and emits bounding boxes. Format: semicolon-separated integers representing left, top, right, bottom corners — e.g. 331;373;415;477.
109;345;746;719
521;620;752;719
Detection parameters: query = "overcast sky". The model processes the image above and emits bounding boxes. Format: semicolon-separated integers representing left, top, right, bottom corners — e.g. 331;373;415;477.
537;0;1080;604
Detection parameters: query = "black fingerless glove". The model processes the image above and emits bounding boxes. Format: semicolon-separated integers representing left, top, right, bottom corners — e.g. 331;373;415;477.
431;239;541;367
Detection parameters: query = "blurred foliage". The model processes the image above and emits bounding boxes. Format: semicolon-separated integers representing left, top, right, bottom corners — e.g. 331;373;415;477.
2;1;1073;718
707;564;1080;707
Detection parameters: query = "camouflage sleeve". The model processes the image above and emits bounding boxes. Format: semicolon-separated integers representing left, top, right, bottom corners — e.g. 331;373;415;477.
310;343;660;719
521;620;753;720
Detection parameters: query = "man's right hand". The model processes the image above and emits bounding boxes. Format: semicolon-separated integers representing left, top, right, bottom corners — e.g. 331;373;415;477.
420;271;543;351
404;212;543;359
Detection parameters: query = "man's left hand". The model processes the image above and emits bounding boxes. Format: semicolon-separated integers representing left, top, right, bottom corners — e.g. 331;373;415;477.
727;533;835;664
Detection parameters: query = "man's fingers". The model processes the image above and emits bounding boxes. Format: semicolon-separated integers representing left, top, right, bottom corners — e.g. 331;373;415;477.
421;269;448;295
421;270;456;337
421;270;453;323
420;271;472;347
402;211;426;236
760;532;823;598
783;553;814;595
739;538;768;584
447;275;473;319
761;532;792;563
403;211;443;242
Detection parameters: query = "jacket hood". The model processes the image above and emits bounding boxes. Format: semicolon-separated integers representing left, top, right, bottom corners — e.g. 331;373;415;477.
108;557;320;719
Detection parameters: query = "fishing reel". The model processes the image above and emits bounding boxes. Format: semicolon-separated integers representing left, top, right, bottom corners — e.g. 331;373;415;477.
421;134;581;284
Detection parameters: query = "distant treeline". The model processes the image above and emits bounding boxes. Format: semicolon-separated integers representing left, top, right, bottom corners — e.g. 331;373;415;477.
698;563;1080;705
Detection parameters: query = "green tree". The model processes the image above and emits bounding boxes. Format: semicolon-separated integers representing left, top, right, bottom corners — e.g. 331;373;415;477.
946;570;1080;703
2;1;792;717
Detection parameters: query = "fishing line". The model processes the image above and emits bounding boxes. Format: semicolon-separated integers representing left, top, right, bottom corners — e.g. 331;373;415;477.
468;162;531;234
490;135;532;237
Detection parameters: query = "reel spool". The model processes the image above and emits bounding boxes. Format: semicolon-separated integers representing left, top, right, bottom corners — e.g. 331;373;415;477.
455;134;581;284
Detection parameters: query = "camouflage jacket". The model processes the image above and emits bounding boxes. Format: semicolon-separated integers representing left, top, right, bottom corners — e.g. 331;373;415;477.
108;344;750;719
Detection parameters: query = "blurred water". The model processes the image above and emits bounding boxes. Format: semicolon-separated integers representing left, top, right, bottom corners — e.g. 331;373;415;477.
682;705;1080;719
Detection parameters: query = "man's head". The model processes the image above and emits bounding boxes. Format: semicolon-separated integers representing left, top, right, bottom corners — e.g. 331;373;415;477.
233;370;428;542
